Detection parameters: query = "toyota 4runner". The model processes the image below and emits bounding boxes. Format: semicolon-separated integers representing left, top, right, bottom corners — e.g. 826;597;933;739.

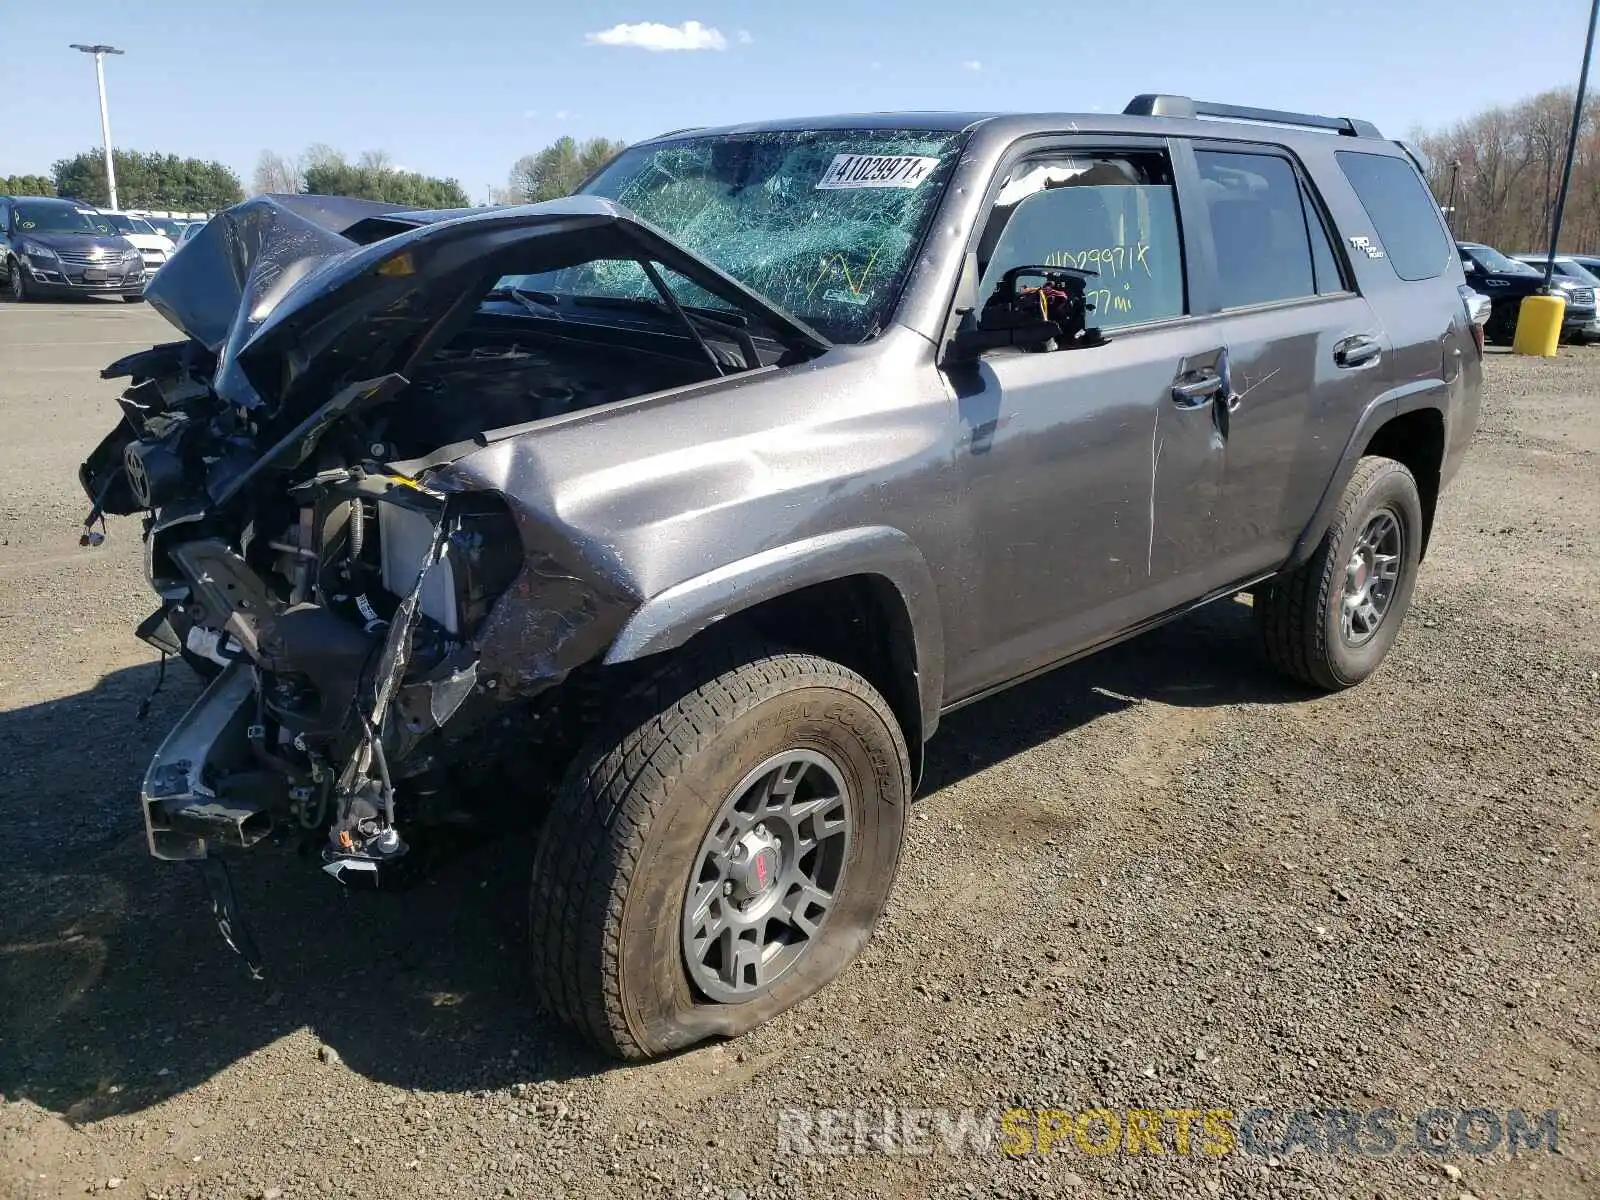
80;95;1487;1058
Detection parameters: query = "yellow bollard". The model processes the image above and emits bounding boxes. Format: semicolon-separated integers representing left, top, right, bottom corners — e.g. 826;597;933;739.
1513;294;1566;357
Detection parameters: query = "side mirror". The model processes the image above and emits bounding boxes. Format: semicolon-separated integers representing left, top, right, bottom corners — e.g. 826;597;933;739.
946;318;1063;363
943;264;1105;364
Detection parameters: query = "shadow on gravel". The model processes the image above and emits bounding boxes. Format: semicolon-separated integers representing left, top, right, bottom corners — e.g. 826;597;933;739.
920;594;1313;793
0;595;1308;1120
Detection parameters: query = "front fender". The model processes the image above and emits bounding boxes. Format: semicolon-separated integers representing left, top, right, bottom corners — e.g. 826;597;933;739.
603;526;945;737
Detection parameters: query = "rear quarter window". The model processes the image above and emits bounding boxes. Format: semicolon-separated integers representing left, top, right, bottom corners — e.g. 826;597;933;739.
1335;151;1452;282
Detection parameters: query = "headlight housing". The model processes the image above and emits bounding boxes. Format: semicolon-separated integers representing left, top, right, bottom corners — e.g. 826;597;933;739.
20;240;57;262
122;248;144;264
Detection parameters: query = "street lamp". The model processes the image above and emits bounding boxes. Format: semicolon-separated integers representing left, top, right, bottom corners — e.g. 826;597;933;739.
1538;0;1599;288
69;43;125;210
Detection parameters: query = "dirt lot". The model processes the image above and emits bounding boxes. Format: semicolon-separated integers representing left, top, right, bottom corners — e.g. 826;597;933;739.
1;300;1596;1200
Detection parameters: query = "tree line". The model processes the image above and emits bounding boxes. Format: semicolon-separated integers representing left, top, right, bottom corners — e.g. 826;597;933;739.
6;133;626;214
1419;89;1600;253
253;146;470;209
1;174;55;197
1;151;243;210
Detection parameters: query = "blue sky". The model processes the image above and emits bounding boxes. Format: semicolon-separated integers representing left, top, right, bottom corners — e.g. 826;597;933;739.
7;0;1593;200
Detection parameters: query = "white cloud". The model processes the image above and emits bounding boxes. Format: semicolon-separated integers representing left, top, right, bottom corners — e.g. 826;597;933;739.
555;109;571;120
523;108;539;118
737;29;754;44
870;60;882;70
585;20;728;52
961;59;982;72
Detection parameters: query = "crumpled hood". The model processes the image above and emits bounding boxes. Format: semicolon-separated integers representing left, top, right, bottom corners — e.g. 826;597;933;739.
143;193;829;414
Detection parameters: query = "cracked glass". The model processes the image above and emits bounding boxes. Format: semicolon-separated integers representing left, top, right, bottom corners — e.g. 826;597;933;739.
506;129;964;343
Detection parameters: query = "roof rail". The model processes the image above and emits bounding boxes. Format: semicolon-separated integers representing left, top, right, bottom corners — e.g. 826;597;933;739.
1124;94;1382;139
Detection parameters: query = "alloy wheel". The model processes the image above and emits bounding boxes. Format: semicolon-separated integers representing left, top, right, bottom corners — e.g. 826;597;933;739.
681;749;852;1003
1341;507;1403;645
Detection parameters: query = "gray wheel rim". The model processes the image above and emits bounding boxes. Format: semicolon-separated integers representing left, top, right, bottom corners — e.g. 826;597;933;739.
681;749;851;1004
1341;506;1403;646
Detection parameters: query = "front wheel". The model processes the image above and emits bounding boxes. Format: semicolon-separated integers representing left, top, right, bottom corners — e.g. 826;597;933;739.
6;258;28;302
122;294;146;304
528;637;910;1059
1255;455;1423;690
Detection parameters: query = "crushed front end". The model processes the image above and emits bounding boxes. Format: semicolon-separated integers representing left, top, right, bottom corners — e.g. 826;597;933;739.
77;191;824;953
91;341;528;883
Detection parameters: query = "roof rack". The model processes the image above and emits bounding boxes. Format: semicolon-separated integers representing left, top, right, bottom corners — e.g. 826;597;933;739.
1124;94;1382;139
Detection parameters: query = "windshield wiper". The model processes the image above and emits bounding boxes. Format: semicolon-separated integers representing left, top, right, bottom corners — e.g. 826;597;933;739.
571;291;761;371
571;293;750;328
483;285;563;321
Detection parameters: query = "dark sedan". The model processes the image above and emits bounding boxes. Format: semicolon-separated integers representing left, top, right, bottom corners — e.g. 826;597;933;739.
0;196;147;301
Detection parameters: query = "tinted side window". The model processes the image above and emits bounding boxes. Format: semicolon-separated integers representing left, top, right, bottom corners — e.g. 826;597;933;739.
975;150;1185;331
1195;150;1320;308
1336;150;1452;282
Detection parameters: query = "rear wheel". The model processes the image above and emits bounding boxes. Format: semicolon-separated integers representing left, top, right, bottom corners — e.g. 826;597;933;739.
1255;455;1423;690
528;636;910;1059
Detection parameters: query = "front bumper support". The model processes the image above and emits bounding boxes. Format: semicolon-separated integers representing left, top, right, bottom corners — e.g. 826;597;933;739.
141;662;272;860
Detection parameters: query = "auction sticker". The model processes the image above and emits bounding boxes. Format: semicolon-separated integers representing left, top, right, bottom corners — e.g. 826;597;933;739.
816;154;939;190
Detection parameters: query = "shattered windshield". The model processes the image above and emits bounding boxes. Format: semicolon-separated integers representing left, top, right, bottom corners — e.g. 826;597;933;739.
497;129;964;342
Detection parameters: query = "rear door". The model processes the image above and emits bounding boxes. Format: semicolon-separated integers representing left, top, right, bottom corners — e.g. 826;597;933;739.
1176;142;1389;581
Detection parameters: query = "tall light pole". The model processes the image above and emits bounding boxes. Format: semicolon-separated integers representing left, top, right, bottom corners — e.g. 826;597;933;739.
1539;0;1599;288
69;43;125;210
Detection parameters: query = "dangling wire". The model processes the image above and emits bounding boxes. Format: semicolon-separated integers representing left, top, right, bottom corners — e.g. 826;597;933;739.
136;651;169;721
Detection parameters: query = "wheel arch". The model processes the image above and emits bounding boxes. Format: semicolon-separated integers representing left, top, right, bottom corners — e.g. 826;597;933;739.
1286;390;1447;570
603;527;944;785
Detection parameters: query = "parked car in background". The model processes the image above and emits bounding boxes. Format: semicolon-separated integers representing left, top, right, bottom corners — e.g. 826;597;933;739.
97;211;177;276
172;220;207;251
1511;253;1600;341
141;217;187;240
1565;253;1600;278
0;195;146;301
1458;241;1595;343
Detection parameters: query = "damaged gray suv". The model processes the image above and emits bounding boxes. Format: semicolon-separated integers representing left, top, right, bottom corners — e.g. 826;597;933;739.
81;95;1486;1058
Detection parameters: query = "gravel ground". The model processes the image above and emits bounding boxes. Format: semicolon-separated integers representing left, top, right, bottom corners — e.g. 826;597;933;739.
1;302;1596;1200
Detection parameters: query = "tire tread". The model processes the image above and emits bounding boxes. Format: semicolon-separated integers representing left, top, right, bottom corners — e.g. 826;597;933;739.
1257;455;1412;690
528;636;899;1059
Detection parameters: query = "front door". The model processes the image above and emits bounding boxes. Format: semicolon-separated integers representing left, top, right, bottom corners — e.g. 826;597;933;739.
942;141;1231;700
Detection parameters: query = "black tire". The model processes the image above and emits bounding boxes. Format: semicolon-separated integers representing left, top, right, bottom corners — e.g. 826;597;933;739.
1485;302;1516;346
1255;455;1423;690
529;636;910;1059
122;294;146;303
6;257;28;302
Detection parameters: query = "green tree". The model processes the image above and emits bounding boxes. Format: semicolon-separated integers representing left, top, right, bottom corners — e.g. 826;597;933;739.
300;149;470;209
52;149;242;211
507;136;627;203
1;174;56;196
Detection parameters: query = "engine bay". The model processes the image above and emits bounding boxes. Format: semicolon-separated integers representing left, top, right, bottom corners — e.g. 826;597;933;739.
83;311;756;884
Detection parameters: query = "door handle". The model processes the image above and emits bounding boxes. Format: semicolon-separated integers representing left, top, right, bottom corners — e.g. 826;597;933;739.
1171;370;1223;408
1334;335;1383;369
